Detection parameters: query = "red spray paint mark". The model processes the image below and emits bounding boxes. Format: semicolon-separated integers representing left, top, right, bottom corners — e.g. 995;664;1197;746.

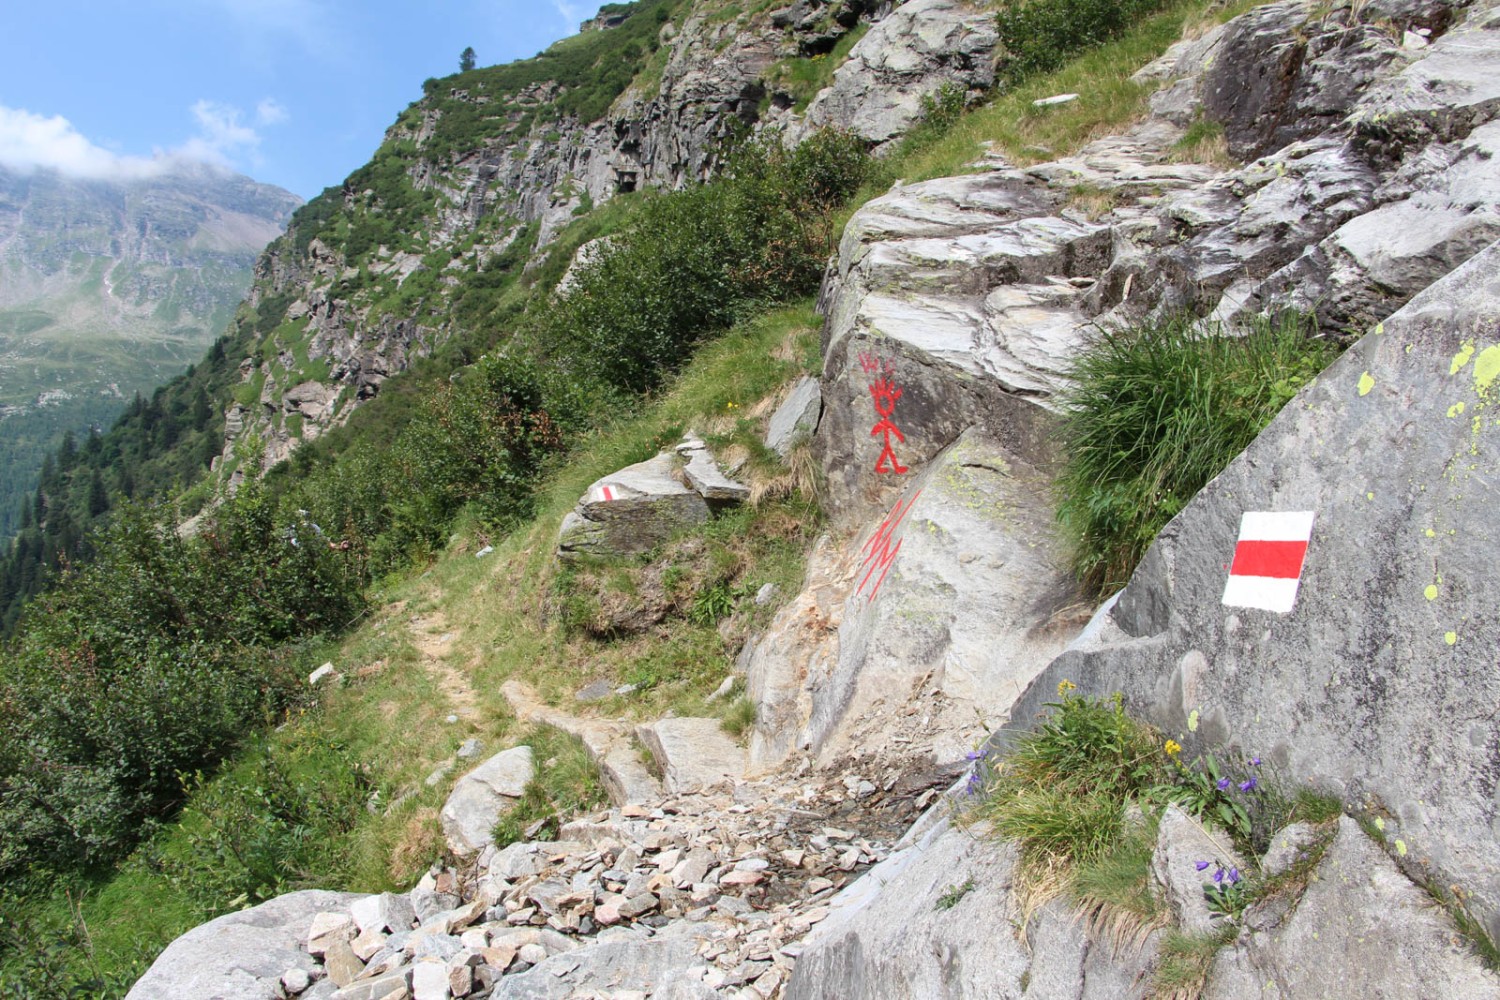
856;489;923;602
859;351;908;474
601;485;615;502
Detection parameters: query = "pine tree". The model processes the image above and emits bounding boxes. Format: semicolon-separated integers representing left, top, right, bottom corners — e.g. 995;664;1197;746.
460;46;477;72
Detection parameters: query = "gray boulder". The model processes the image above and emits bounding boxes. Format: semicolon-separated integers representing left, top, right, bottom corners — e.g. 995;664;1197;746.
765;376;822;458
489;924;716;999
1004;239;1500;936
747;428;1080;771
1151;804;1243;936
125;891;365;1000
440;745;535;855
801;0;999;146
557;452;710;559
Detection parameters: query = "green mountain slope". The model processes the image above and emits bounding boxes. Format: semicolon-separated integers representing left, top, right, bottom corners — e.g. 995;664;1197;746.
0;163;300;539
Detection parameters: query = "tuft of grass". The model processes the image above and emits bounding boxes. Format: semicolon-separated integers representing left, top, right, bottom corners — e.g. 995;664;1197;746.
1153;928;1236;999
1170;118;1233;167
981;691;1166;867
1055;313;1342;593
491;725;606;848
935;877;977;910
720;695;757;739
1073;816;1168;945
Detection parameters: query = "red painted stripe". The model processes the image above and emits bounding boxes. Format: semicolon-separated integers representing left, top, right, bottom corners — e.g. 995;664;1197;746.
602;486;614;502
1230;539;1308;579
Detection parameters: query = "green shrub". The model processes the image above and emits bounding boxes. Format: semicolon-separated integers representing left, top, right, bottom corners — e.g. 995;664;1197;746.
0;490;363;876
159;732;370;909
995;0;1180;82
541;128;869;394
1056;313;1341;592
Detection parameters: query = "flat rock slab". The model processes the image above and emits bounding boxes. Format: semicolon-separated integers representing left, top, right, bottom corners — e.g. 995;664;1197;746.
125;890;366;1000
490;926;715;999
440;745;535;855
558;452;709;559
678;438;749;503
765;376;822;457
635;718;746;794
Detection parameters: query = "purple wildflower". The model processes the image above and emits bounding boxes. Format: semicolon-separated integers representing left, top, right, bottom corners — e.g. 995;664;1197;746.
1250;757;1262;767
966;749;986;761
1195;860;1211;871
1216;777;1232;791
1239;777;1258;793
1228;867;1241;885
965;772;982;796
1213;867;1226;884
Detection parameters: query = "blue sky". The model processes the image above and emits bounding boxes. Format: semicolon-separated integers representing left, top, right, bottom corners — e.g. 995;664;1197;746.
0;0;598;200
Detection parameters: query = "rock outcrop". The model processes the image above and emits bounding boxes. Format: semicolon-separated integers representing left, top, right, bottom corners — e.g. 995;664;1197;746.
1008;237;1500;936
441;746;536;855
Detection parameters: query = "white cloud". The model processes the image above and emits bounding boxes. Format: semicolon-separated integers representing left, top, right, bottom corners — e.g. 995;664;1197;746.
0;99;289;181
551;1;588;27
0;106;165;179
256;98;290;127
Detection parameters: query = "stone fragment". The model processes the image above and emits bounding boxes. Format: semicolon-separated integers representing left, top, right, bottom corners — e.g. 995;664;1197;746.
410;958;450;1000
439;746;535;855
765;376;822;458
309;662;338;686
282;968;313;996
324;938;365;989
682;444;750;504
307;912;356;957
352;893;417;936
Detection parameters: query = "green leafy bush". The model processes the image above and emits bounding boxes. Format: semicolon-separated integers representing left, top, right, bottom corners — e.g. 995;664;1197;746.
0;490;362;876
1056;313;1341;592
159;732;371;909
542;128;869;394
995;0;1180;82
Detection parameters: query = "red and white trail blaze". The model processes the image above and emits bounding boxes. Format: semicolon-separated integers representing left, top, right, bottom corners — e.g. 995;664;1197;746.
1221;511;1315;614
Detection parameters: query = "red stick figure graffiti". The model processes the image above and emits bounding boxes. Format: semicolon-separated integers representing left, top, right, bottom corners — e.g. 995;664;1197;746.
869;377;908;474
856;489;923;601
857;350;908;473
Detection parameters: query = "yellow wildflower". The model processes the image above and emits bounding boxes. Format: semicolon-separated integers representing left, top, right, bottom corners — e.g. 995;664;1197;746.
1164;739;1182;757
1057;679;1077;697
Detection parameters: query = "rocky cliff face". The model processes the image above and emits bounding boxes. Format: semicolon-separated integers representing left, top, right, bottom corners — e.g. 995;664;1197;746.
223;0;1000;476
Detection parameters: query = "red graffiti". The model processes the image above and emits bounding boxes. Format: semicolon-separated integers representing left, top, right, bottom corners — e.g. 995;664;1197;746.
869;375;908;474
856;489;923;601
858;350;896;375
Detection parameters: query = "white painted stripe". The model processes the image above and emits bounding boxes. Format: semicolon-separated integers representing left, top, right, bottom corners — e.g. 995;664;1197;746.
1222;575;1302;613
1238;510;1316;542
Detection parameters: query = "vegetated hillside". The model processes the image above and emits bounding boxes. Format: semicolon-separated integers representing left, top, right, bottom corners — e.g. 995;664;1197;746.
0;163;300;541
0;0;993;632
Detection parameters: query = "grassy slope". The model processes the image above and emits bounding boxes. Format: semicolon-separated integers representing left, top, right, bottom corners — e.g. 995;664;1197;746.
11;0;1262;987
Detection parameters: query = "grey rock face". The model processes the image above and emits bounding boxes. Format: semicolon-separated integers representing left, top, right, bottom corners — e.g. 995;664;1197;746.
556;452;711;559
125;891;366;1000
1201;0;1405;160
765;376;823;457
818;169;1112;509
748;429;1080;771
440;745;536;855
1206;818;1500;999
1006;239;1500;936
801;0;999;145
785;819;1032;1000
